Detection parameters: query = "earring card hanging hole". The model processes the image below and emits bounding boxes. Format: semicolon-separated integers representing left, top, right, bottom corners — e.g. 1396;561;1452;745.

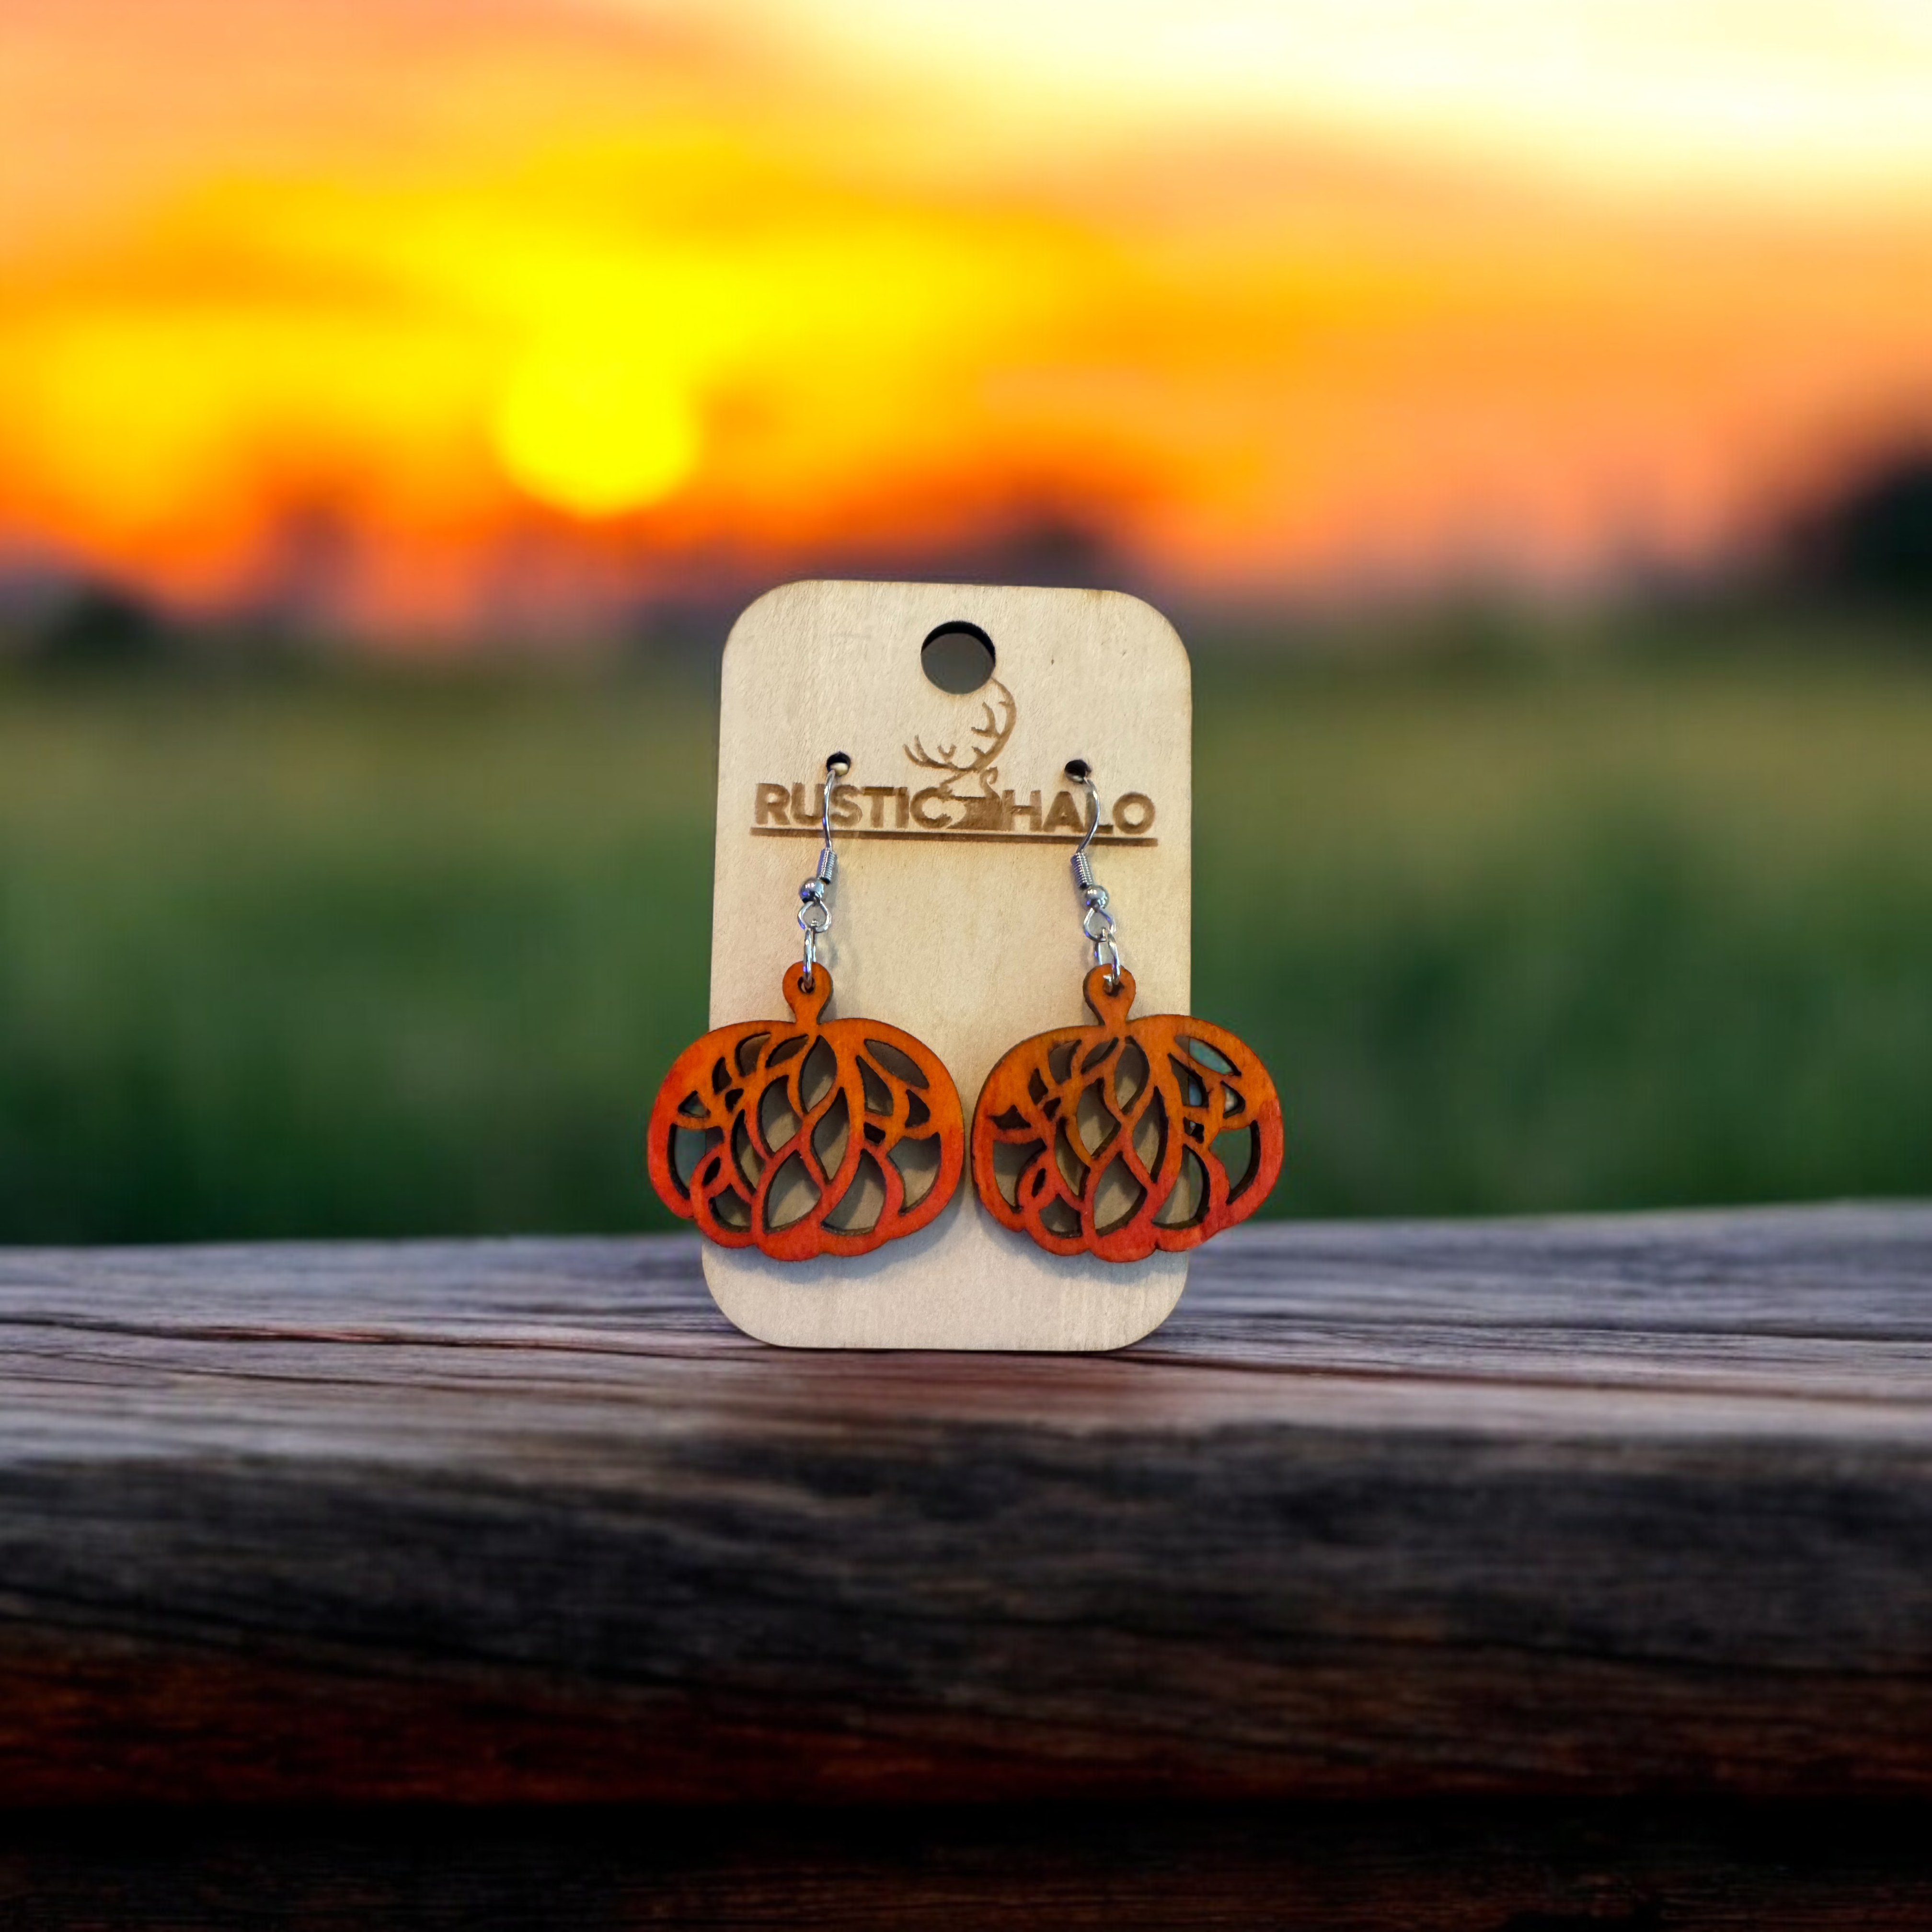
920;621;996;694
703;579;1192;1350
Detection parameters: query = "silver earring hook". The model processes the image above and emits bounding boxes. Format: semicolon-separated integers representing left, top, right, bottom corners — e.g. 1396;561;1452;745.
1064;759;1124;988
798;751;850;988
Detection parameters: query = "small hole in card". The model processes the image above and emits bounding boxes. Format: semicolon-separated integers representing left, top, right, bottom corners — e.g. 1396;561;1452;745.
920;621;995;694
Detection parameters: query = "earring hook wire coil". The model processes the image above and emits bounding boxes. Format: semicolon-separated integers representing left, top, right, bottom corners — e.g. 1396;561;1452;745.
1064;759;1124;989
798;751;850;988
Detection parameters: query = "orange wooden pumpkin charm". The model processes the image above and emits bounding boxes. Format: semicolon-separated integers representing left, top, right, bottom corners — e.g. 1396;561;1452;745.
972;966;1283;1263
648;963;964;1261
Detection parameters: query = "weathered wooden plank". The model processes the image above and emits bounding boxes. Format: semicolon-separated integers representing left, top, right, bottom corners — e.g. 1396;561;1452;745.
1;1206;1930;1804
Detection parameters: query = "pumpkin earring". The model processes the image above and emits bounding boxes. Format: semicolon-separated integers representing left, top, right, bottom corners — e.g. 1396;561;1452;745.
972;760;1284;1263
648;752;965;1259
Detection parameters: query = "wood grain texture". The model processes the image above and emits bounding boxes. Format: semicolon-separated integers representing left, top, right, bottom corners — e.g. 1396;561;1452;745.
2;1205;1931;1805
704;580;1192;1348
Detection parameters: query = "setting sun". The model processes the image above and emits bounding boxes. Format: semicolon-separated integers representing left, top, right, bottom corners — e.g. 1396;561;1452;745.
494;341;702;519
2;0;1930;634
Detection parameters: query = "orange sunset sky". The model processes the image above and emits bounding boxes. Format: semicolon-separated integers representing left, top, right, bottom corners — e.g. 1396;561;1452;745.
3;0;1932;636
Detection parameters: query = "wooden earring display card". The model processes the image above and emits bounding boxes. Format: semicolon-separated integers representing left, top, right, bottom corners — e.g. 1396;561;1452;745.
704;579;1193;1350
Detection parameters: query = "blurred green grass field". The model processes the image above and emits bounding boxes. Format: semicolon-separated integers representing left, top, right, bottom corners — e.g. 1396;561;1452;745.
4;632;1931;1243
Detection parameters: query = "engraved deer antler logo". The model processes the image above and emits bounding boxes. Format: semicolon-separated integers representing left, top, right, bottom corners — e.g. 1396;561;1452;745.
904;679;1016;821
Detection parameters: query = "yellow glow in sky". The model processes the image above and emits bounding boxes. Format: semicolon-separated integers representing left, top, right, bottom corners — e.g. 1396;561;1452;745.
734;0;1932;202
1;0;1930;633
493;341;702;518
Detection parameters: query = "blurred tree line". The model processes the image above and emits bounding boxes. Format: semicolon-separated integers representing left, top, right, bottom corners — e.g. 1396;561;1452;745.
4;445;1932;673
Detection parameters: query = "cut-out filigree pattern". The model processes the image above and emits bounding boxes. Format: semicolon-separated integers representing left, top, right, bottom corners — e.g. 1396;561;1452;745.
971;966;1283;1262
648;964;963;1260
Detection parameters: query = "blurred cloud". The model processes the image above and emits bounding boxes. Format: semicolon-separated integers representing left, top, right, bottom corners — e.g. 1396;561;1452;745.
729;0;1932;204
2;0;1929;637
